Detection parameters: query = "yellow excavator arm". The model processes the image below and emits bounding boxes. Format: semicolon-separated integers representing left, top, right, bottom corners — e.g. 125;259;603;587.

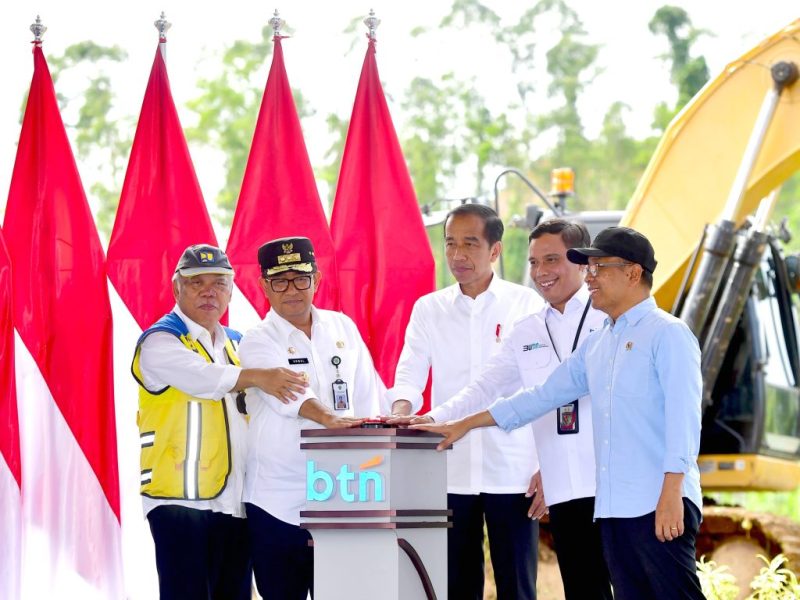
620;19;800;310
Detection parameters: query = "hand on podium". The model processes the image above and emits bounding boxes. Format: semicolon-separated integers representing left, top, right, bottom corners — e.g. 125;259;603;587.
385;414;433;426
298;398;366;429
411;409;496;451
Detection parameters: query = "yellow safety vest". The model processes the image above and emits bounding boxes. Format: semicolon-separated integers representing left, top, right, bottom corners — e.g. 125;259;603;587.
131;312;241;500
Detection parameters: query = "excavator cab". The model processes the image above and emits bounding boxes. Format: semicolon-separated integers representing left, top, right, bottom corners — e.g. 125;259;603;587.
700;240;800;486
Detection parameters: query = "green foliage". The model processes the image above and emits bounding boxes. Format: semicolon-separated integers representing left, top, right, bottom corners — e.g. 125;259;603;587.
186;24;314;225
775;173;800;253
440;0;502;29
32;1;800;294
697;556;740;600
697;554;800;600
316;113;349;209
185;25;273;225
748;554;800;599
48;41;131;236
708;489;800;522
430;0;653;219
426;225;457;290
648;5;710;130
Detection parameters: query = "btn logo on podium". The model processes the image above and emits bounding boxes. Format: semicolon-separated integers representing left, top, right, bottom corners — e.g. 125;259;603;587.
307;455;385;503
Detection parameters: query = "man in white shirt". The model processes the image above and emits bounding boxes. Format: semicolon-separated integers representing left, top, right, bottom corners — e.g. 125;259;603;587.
133;244;308;600
399;220;613;599
386;204;543;600
239;236;384;600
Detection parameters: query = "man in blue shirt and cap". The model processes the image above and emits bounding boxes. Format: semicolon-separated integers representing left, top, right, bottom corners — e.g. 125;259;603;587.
415;227;704;599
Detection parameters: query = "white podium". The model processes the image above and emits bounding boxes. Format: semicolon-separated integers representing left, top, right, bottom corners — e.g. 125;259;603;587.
300;427;450;600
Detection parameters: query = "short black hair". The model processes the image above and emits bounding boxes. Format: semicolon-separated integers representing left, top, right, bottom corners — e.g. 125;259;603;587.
529;218;591;249
641;269;653;288
444;204;504;246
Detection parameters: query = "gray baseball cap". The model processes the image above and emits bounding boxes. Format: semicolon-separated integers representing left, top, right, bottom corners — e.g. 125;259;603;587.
174;244;235;277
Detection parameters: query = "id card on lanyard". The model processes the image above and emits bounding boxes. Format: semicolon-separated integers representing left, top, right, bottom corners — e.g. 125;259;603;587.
544;301;590;435
330;355;350;411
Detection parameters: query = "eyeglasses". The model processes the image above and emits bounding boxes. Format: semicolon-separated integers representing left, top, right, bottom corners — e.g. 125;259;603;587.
266;275;313;292
586;262;632;277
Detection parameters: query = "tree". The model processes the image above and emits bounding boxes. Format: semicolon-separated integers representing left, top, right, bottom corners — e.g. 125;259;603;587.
48;42;132;237
316;113;349;209
648;5;710;130
186;24;314;225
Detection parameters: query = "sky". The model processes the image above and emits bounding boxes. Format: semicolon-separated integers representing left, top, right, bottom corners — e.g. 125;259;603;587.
1;0;798;227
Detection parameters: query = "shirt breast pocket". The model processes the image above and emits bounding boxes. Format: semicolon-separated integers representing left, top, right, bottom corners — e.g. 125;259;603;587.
523;348;554;370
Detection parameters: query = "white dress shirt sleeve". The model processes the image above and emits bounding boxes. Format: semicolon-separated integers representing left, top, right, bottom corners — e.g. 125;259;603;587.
238;331;317;419
139;331;241;399
385;301;430;414
429;333;524;422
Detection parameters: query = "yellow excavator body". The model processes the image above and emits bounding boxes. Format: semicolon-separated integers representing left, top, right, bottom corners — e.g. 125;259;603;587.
620;19;800;312
620;20;800;493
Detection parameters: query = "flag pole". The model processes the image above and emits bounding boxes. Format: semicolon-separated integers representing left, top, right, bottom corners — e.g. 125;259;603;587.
155;11;171;59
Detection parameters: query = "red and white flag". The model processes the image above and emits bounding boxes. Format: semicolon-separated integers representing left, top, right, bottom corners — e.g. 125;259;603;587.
227;35;339;317
4;41;122;598
107;38;215;598
330;36;435;395
0;225;21;600
107;42;218;330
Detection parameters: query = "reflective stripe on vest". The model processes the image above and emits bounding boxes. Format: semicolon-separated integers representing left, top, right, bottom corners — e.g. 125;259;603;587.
185;401;202;500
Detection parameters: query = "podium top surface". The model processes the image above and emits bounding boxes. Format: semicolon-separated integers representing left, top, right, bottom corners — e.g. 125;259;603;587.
301;427;444;439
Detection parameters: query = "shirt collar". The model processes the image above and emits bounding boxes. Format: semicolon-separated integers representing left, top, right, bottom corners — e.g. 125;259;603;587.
546;285;590;318
266;304;322;338
173;304;224;345
613;296;657;327
450;272;502;305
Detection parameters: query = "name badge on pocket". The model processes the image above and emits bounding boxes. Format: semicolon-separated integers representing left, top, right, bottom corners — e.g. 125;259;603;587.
557;400;579;434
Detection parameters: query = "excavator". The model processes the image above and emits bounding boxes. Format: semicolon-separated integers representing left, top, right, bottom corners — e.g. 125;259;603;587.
428;19;800;586
617;18;800;574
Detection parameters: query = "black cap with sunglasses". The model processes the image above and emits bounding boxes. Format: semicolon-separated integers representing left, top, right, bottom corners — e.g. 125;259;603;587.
566;226;657;274
258;236;318;278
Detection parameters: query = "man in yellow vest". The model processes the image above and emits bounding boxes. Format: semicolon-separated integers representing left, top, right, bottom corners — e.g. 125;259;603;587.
132;244;308;600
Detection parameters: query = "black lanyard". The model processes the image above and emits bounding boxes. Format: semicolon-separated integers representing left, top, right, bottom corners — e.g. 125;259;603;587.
544;301;591;362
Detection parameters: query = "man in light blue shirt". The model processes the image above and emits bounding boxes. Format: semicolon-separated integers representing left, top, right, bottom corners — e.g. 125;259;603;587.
416;227;704;599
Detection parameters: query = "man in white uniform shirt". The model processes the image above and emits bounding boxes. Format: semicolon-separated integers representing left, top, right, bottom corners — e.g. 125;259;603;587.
239;236;385;600
397;220;613;599
133;244;308;600
386;204;543;600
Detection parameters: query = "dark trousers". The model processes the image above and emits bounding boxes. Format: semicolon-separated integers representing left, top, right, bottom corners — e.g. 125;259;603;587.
548;497;612;600
147;505;251;600
448;492;539;600
600;498;704;600
246;502;314;600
